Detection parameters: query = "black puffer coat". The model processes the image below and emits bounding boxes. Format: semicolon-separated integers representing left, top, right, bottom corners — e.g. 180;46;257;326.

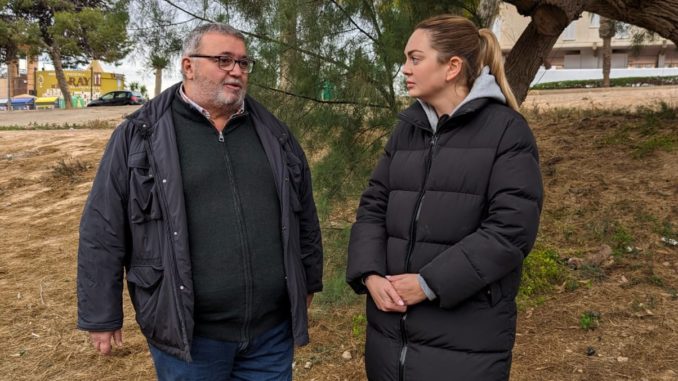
347;81;543;380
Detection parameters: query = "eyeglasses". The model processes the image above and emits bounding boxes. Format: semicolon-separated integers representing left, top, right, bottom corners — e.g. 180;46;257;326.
189;55;255;73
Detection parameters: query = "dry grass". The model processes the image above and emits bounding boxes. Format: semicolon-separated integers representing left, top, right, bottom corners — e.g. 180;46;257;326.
0;97;677;380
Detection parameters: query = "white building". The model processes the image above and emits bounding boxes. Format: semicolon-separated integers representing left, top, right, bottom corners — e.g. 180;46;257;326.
493;4;678;84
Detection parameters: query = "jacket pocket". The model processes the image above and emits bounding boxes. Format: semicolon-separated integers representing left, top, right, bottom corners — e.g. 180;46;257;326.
128;151;163;223
127;265;164;329
486;281;503;307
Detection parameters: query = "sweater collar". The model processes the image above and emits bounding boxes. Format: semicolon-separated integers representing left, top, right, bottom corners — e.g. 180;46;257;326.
178;84;245;126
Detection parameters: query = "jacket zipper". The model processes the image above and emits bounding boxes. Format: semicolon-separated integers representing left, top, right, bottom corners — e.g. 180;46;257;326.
399;132;439;381
217;124;254;342
140;134;191;356
404;133;439;272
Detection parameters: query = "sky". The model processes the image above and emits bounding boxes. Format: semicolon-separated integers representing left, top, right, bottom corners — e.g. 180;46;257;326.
99;59;183;97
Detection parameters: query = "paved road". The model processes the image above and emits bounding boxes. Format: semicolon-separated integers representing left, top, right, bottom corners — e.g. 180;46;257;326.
0;105;141;127
1;85;677;127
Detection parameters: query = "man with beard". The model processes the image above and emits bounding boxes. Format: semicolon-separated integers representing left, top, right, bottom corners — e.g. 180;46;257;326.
77;23;323;380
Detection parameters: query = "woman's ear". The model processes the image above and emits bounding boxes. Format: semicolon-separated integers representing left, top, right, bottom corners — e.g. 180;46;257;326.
446;56;463;82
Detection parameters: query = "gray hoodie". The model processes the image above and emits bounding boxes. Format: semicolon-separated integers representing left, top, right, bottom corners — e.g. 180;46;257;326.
418;66;506;133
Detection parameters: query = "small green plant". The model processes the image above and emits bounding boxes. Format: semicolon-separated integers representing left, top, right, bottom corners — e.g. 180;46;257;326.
518;248;567;307
580;264;607;282
352;313;367;338
564;279;580;292
611;225;634;256
646;274;665;287
633;135;676;158
579;311;600;331
314;273;359;306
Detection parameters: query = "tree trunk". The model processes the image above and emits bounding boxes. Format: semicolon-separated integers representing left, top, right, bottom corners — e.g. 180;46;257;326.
502;0;678;104
154;67;162;97
49;47;73;109
8;59;18;98
602;35;611;87
279;1;298;92
599;17;615;87
505;21;562;103
503;1;587;104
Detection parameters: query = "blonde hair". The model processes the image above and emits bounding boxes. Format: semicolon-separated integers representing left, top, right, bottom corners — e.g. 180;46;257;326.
415;15;519;111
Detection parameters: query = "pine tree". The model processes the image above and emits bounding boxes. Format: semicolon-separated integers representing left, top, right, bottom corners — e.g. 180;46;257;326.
8;0;131;108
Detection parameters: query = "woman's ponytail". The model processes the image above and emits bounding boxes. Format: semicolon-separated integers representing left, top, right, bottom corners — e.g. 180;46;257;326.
478;28;519;111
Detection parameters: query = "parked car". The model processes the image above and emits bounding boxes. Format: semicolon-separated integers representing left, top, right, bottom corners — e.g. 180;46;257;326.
87;90;145;107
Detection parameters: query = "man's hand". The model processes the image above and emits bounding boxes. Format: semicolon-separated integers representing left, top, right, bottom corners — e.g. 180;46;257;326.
89;329;123;355
387;274;427;306
365;275;407;313
307;294;314;308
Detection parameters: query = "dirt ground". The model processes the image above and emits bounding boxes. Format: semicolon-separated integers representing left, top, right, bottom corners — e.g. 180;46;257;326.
0;87;676;380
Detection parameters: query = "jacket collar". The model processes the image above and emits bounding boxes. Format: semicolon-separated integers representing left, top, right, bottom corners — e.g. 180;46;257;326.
127;82;182;129
400;66;505;133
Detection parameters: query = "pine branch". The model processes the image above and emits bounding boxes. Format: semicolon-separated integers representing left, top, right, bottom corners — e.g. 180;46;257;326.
162;0;351;69
127;17;197;31
328;0;378;44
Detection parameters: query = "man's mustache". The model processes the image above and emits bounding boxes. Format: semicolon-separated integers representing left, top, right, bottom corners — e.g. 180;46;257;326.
222;79;243;87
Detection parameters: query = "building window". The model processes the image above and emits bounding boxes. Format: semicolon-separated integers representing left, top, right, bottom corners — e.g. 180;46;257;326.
615;23;630;39
589;14;600;28
564;53;582;69
492;17;502;38
562;21;576;41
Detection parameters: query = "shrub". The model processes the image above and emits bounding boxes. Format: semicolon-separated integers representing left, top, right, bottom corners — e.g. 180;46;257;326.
518;248;567;307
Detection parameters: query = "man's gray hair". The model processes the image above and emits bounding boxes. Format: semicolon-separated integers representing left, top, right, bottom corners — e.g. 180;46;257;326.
181;23;246;78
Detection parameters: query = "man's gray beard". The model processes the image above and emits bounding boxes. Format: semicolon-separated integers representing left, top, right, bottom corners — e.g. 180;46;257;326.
214;87;246;111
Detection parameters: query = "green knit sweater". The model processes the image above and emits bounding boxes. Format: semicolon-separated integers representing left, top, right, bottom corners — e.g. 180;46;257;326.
171;95;289;342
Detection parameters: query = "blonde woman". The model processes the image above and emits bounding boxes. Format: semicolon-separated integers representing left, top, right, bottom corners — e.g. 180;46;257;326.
347;15;543;380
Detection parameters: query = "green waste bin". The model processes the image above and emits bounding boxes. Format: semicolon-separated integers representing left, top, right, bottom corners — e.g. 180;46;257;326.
321;81;334;101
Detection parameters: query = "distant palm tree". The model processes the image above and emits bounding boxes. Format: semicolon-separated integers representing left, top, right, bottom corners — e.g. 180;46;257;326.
149;53;170;97
598;16;616;87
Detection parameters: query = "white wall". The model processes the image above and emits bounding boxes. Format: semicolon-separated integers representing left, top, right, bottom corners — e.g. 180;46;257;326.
531;67;678;86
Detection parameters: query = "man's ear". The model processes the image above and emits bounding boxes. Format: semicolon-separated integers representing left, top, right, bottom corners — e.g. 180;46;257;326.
181;57;194;80
446;56;463;82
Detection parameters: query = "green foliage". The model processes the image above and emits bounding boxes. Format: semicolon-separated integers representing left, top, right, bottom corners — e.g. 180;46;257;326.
579;310;600;331
51;3;132;63
0;120;115;130
8;0;132;64
611;225;634;256
155;0;485;206
352;313;367;339
531;76;678;90
518;248;567;306
313;227;360;306
597;103;678;158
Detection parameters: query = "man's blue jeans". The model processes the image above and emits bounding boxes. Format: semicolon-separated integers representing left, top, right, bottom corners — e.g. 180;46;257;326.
149;321;293;381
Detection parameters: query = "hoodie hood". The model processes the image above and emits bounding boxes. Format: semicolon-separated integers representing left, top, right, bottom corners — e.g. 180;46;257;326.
418;66;506;132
